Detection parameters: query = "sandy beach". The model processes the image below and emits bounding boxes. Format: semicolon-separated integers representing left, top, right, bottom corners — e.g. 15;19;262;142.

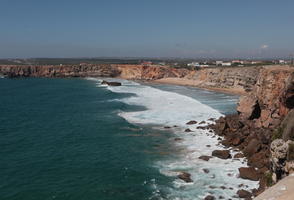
154;77;246;95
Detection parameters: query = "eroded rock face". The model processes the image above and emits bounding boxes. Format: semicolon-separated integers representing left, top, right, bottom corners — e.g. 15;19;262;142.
270;139;294;180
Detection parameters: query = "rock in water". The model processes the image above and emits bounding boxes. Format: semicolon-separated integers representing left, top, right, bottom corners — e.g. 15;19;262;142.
199;155;213;161
237;189;252;198
186;120;197;125
212;150;231;159
177;172;193;183
101;80;121;86
204;195;215;200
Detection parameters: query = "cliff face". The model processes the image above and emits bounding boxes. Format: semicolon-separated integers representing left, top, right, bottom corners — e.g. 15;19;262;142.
0;64;190;80
186;66;261;93
237;66;294;129
0;64;121;78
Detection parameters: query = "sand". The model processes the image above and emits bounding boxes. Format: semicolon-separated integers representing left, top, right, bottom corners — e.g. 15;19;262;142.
154;77;246;95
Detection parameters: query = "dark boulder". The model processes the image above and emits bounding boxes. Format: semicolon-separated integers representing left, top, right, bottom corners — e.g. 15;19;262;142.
186;120;197;125
237;189;252;198
239;167;260;181
101;80;121;86
177;172;193;183
212;150;231;159
199;155;212;161
204;195;215;200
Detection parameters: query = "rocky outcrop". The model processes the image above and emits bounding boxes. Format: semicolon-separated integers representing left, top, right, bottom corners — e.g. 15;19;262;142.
101;80;122;86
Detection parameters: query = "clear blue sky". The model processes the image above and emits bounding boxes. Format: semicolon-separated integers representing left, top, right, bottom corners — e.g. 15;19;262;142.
0;0;293;58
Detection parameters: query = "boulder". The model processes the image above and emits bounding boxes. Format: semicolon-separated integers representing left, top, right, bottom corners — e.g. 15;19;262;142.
237;189;252;198
186;120;197;125
212;150;231;159
101;80;121;86
234;153;244;158
177;172;193;183
185;128;192;132
239;167;260;181
199;155;212;161
204;195;215;200
243;139;261;157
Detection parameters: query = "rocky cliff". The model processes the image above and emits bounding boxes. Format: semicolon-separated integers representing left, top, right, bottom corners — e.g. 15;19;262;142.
209;66;294;197
0;64;121;78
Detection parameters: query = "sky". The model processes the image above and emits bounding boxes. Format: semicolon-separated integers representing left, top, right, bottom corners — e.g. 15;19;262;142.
0;0;293;59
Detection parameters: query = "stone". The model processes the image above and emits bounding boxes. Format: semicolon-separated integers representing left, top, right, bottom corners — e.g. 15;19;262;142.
199;155;212;161
101;80;121;86
185;128;192;132
204;195;215;200
212;150;231;159
237;189;252;198
177;172;193;183
239;167;260;181
186;120;197;125
174;137;182;141
234;153;244;158
244;139;261;157
203;168;210;173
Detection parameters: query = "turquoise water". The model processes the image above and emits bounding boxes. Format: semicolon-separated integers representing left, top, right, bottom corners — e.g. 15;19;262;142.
0;78;254;200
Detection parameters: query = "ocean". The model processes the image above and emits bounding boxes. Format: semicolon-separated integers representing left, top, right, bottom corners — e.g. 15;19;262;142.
0;78;258;200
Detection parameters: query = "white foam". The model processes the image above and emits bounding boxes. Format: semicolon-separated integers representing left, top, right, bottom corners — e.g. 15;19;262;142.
88;78;259;199
105;80;222;127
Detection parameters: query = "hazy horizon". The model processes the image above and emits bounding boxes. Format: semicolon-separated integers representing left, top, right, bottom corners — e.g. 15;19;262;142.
1;0;294;59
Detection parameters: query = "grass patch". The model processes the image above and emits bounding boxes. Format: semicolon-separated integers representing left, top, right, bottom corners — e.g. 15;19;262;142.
272;126;284;141
264;171;274;187
287;143;294;161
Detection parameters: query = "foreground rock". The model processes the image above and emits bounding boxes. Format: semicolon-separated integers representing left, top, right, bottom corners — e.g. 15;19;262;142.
177;172;193;183
237;189;252;199
101;80;122;86
212;150;231;159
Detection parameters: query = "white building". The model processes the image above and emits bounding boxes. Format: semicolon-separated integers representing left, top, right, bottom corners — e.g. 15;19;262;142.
221;62;232;66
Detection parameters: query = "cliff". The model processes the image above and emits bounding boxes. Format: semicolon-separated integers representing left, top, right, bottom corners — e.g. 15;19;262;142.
209;66;294;197
0;64;121;78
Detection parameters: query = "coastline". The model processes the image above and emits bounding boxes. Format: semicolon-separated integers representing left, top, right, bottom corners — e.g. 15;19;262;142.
1;64;293;199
